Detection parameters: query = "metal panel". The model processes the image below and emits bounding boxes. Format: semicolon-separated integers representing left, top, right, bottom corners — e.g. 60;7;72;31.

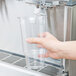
0;50;60;76
46;5;76;76
67;5;76;76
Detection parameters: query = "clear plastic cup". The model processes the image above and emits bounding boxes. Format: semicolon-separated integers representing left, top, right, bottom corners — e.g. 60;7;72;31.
19;8;47;70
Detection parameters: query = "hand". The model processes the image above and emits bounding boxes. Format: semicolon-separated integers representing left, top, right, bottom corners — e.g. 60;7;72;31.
26;32;64;59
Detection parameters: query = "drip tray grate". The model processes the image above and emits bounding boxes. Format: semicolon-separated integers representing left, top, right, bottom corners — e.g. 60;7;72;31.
0;50;61;76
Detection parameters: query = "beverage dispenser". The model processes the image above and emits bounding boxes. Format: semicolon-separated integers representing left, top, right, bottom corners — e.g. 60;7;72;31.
17;0;76;75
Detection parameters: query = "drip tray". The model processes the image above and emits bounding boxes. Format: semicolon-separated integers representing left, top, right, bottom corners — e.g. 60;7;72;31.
0;50;61;76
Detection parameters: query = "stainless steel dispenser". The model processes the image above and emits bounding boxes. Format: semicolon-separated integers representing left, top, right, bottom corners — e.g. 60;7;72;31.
22;0;76;76
2;0;74;75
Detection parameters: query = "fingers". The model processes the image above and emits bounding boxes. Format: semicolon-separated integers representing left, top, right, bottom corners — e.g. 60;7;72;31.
43;32;58;41
38;33;46;38
38;52;49;58
37;44;43;48
38;32;52;38
26;38;44;44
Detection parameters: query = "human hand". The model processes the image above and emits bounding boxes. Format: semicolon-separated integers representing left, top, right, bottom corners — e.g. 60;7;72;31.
26;32;64;59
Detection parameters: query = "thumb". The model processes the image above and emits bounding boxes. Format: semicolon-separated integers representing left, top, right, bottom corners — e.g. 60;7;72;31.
26;38;44;44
